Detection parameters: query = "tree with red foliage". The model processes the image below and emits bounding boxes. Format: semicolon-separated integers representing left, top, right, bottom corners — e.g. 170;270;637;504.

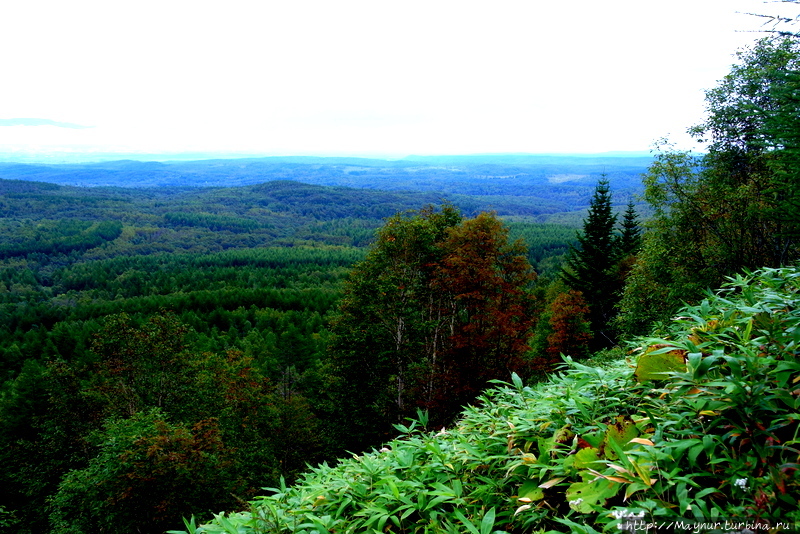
545;289;593;362
329;206;536;449
428;212;536;416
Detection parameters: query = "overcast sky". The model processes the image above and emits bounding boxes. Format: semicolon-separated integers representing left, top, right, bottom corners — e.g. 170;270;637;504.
0;0;791;159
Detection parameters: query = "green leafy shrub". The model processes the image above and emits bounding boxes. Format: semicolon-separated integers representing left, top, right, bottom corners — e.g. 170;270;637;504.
175;266;800;533
624;267;800;524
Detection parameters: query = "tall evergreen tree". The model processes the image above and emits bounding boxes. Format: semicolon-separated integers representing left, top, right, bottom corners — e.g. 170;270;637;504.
618;200;642;256
560;177;619;348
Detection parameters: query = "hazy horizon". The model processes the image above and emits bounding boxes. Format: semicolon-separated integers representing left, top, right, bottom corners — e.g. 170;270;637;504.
0;147;659;165
2;0;794;159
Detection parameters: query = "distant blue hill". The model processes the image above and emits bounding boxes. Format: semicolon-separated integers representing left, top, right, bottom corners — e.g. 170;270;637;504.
0;154;652;220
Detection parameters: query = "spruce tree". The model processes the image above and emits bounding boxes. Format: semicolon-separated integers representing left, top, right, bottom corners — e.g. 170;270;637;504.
618;200;642;255
560;177;619;348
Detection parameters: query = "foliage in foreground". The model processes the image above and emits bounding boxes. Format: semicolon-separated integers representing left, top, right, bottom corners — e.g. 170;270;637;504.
179;265;800;533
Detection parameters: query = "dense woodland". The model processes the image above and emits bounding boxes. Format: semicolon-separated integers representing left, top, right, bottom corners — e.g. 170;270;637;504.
1;33;799;534
0;170;589;532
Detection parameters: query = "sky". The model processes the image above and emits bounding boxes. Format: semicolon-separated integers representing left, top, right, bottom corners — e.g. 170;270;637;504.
0;0;793;160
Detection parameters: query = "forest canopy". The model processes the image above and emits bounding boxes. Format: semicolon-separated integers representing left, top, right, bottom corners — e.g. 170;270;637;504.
0;174;587;531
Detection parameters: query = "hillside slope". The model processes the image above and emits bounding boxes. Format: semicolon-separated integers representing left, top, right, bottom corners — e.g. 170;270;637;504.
0;155;649;221
180;266;800;533
0;177;578;264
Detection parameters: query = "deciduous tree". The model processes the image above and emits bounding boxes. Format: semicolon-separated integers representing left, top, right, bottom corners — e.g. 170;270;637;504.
328;206;536;449
545;289;593;361
48;409;235;534
617;37;800;335
428;212;536;417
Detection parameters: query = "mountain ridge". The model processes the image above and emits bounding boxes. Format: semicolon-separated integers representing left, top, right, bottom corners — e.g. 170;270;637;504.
0;155;650;217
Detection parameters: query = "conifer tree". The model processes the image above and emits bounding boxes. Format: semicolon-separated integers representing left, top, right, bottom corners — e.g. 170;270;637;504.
618;200;642;256
560;177;619;348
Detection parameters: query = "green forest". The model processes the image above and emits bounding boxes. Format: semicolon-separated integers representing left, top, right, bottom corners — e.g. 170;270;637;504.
1;34;799;534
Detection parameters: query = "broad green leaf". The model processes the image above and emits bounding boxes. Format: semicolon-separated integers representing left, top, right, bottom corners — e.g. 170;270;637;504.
573;447;601;470
603;415;639;460
511;372;523;389
565;479;620;513
453;509;481;534
518;479;545;501
635;346;686;382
